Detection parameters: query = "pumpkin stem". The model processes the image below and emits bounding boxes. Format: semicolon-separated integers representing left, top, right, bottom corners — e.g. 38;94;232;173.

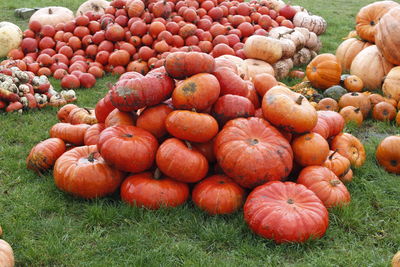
48;8;53;15
84;107;92;114
191;108;197;113
350;92;358;96
330;180;341;186
154;168;162;180
295;95;304;105
354;108;361;113
329;150;338;160
87;152;95;162
287;199;294;204
390;160;397;167
184;140;192;150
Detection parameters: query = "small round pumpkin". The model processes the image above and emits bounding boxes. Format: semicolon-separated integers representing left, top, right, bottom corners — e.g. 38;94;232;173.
192;175;245;215
372;101;396;121
376;136;400;174
291;133;329;166
323;150;351;179
331;133;366;167
105;109;136;128
26;138;66;174
136;104;173;139
317;98;339;111
164;51;215;79
338;92;371;118
339;106;363;126
368;93;385;107
306;53;342;90
344;75;364;92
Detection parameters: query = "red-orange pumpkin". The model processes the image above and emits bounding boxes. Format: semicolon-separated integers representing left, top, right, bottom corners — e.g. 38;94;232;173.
50;123;91;145
136;104;173;139
331;133;366;167
26;138;66;174
376;135;400;174
291;133;329;166
164;51;215;79
84;123;106;146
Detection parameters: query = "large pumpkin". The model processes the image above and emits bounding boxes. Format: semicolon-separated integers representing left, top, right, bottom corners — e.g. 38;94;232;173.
29;7;74;26
331;133;366;167
376;136;400;174
164;52;215;79
26;138;66;174
97;125;158;173
335;38;372;72
382;67;400;101
120;170;189;210
306;53;342;90
244;181;329;243
0;239;14;267
355;0;399;43
243;35;282;64
110;68;174;112
214;117;293;189
53;145;124;199
262;86;317;134
212;94;255;125
172;73;220;111
350;45;394;90
0;22;22;58
192;175;245;215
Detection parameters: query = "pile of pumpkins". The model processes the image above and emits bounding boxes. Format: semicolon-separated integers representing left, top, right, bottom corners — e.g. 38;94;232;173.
1;0;327;87
27;51;366;244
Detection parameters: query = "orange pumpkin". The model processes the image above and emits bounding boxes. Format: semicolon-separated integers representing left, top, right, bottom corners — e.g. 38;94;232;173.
322;150;351;179
335;38;372;72
136;104;173;139
262;86;317;134
344;75;364;92
331;133;366;167
338;92;371;118
372;101;396;121
382;66;400;101
368;93;385;107
291;133;329;167
340;169;353;183
395;111;400;126
317;98;339;111
339;106;363;126
306;53;342;90
57;104;78;122
50;123;91;145
376;135;400;174
26;138;66;174
104;109;136;128
355;0;399;43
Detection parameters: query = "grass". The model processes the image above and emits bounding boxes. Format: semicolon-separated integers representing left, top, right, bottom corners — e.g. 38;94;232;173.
1;0;400;266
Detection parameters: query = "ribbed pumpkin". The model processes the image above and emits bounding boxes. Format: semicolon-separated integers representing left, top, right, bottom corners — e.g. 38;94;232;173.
26;138;66;174
323;150;351;179
136;104;173;139
376;136;400;174
317;98;338;112
243;35;282;64
335;38;372;72
164;51;215;79
306;53;342;90
0;239;14;267
355;0;399;43
382;67;400;101
350;45;393;90
331;133;366;167
338;92;371;118
291;133;329;166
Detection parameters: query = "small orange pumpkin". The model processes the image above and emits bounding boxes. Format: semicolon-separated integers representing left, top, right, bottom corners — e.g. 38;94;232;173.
317;98;339;111
372;101;396;121
344;75;364;92
338;92;371;118
376;135;400;174
330;133;366;167
291;133;329;167
306;53;342;90
339;106;363;126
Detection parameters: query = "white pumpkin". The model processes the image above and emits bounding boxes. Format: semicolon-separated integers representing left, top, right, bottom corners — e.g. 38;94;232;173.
0;22;22;57
29;7;74;26
76;0;110;16
244;35;282;64
269;27;306;51
0;239;14;267
293;12;327;35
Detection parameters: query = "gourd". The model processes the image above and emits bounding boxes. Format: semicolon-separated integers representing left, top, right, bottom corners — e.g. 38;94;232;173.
293;12;327;35
0;22;22;57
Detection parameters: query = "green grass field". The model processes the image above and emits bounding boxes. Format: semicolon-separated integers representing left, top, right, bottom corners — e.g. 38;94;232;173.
1;0;400;266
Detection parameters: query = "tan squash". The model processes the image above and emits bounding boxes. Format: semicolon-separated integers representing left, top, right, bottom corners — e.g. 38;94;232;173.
269;27;306;51
293;12;327;35
30;7;74;26
76;0;110;16
241;59;275;81
335;38;372;72
243;35;282;64
293;48;313;66
0;22;22;58
383;67;400;101
350;45;393;90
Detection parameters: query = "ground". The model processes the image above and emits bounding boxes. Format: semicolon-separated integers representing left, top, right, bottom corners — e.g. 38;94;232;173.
1;0;400;266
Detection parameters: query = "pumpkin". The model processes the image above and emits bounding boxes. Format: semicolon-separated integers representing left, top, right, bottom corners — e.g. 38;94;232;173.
292;133;329;166
57;104;78;123
165;110;218;143
214;117;293;189
376;6;400;66
355;0;399;43
68;108;97;125
297;166;351;208
0;239;14;267
244;181;329;243
272;58;293;80
164;52;215;79
240;59;275;81
339;106;363;126
323;150;351;179
30;7;74;26
50;123;91;145
331;133;366;167
376;136;400;174
341;169;353;183
105;109;136;128
268;27;305;51
262;86;317;134
317;110;345;138
335;38;372;72
350;45;394;90
172;73;220;111
306;54;342;90
372;101;396;121
156;138;209;183
95;93;115;123
26;138;66;174
84;123;105;146
97;125;158;173
368;93;385;107
392;251;400;267
212;94;255;125
293;12;327;35
243;35;282;64
110;68;174;112
310;116;330;140
0;22;23;58
192;174;245;215
253;73;278;97
214;55;242;74
323;85;348;102
344;75;364;92
120;169;189;210
54;145;124;199
136;104;173;139
76;0;110;16
212;67;248;97
382;67;400;101
338;92;371;118
317;98;339;111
